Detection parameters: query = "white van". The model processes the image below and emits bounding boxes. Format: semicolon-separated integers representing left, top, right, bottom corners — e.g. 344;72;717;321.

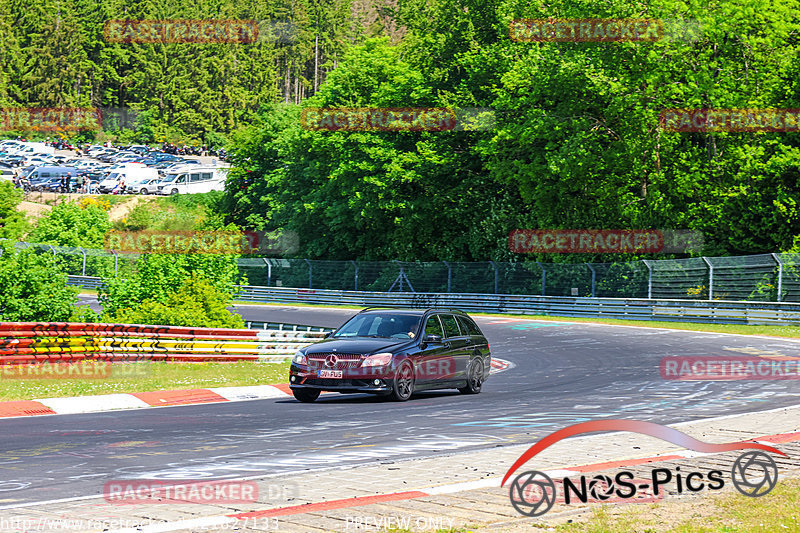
7;142;55;156
157;166;229;195
97;167;159;194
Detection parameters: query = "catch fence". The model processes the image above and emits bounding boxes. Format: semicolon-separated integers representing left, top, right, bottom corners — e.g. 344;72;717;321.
9;242;800;302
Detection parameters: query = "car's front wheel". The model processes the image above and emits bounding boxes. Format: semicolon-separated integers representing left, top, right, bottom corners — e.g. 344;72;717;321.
292;388;320;403
458;357;484;394
389;361;415;401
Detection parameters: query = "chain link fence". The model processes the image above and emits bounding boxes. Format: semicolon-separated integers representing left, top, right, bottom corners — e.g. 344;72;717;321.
9;242;800;302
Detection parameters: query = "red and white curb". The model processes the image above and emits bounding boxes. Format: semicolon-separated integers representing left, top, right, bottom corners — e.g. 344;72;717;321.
107;426;800;533
0;359;512;418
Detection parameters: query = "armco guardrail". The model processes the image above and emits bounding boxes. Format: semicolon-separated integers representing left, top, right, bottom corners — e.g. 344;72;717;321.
233;286;800;325
0;322;322;364
63;276;800;325
67;275;105;290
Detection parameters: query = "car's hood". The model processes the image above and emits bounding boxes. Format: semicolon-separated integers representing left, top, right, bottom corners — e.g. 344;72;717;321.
303;337;413;355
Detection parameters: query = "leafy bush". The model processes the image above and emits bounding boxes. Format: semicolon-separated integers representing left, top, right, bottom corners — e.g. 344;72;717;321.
0;242;79;321
0;181;28;239
69;305;101;322
30;201;112;248
114;192;226;232
105;274;244;328
99;252;245;317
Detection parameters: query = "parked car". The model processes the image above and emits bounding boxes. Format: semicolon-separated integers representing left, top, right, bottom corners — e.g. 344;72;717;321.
132;177;162;194
125;145;152;154
289;308;491;402
0;168;16;181
88;147;117;158
97;167;159;194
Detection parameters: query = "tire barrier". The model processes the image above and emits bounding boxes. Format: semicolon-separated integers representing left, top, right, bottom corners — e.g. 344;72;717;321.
0;322;323;365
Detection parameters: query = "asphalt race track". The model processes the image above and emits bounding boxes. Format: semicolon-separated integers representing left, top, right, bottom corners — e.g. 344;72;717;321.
1;305;799;508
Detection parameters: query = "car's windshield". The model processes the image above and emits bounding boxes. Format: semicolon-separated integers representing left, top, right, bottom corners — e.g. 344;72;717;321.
162;173;181;183
333;313;420;339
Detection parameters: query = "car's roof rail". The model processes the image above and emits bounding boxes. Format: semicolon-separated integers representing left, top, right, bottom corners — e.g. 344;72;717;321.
429;308;467;314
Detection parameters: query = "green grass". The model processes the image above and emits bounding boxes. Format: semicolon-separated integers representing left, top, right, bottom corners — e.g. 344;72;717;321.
0;360;290;402
556;476;800;532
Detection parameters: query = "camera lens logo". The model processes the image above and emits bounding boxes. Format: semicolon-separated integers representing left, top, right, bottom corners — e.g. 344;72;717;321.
587;474;615;501
731;451;778;497
508;471;556;517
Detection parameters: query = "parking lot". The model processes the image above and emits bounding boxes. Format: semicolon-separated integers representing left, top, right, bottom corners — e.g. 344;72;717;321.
0;140;231;196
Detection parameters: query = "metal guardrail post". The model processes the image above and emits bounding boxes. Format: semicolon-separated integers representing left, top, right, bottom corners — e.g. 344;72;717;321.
112;250;118;275
304;259;313;289
443;261;451;293
489;261;499;294
263;258;271;287
586;263;596;297
79;247;86;276
702;257;713;300
48;245;56;256
351;260;358;291
536;262;546;296
642;260;652;299
772;253;784;302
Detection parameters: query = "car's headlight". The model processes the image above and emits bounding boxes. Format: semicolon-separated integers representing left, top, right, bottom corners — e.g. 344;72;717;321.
361;353;393;367
292;351;307;365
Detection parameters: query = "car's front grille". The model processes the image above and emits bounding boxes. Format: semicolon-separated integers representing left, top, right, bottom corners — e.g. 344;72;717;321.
306;353;364;370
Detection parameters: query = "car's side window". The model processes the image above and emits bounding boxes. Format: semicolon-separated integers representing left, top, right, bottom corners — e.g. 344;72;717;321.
457;316;483;336
440;315;462;339
424;315;444;338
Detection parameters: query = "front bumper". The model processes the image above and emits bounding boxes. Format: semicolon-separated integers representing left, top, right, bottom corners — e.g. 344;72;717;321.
289;363;396;393
289;379;391;394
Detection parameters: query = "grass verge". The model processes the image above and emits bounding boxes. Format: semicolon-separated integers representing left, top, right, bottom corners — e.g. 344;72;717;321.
0;360;290;402
557;476;800;532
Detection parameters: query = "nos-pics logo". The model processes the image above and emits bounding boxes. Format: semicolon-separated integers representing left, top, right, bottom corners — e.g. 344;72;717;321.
503;420;785;517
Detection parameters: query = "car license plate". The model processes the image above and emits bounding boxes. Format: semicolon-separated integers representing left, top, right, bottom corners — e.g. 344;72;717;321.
318;370;343;378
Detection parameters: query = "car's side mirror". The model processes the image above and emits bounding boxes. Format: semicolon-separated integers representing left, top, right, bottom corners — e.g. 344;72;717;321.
423;334;443;344
324;331;335;338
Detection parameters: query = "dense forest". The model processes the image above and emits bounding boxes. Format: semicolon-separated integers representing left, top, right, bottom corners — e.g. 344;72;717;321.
2;0;800;262
0;0;394;143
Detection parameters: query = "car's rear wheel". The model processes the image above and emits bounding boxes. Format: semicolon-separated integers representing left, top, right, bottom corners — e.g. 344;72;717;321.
292;388;320;403
389;361;415;401
458;357;484;394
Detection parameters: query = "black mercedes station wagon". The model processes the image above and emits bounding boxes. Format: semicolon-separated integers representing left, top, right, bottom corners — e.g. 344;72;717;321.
289;308;491;402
